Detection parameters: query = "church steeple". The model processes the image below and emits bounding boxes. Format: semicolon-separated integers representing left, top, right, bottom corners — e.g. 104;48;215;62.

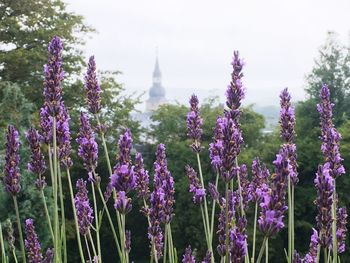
146;55;167;112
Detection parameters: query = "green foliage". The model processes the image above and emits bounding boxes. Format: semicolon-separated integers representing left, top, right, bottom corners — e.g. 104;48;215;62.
0;0;94;110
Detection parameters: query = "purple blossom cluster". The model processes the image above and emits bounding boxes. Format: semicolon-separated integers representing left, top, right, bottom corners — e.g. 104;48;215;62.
314;163;333;247
258;147;290;236
76;112;98;174
111;129;135;193
249;158;270;202
26;128;47;190
114;191;132;214
25;219;53;263
185;165;206;204
336;207;347;253
317;84;345;179
74;179;94;236
3;125;21;195
293;228;318;263
56;102;73;168
182;246;196;263
134;152;150;198
186;94;203;152
85;56;102;114
39;105;52;145
209;117;224;170
43;36;64;116
236;164;251;212
229;217;247;263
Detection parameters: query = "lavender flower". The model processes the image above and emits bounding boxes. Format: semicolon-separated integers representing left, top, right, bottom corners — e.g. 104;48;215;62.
225;51;245;122
43;36;64;116
336;207;347;253
75;179;94;236
26;128;47;190
56;102;73;168
154;144;175;223
25;219;43;263
314;163;334;247
230;217;247;263
114;191;132;214
125;230;131;253
279;88;296;143
182;246;196;263
85;56;102;114
185;165;205;204
249;158;269;202
76;112;98;174
303;228;319;263
39;105;52;144
187;94;203;153
134;152;150;198
111;129;135;193
3;125;21;195
258;147;290;236
208;182;219;201
221;117;243;182
317;84;345;179
104;182;113;202
201;251;212;263
209;117;224;170
236;164;251;211
148;188;165;259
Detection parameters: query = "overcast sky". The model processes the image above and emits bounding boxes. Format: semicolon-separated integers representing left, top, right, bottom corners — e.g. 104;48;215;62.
66;0;350;110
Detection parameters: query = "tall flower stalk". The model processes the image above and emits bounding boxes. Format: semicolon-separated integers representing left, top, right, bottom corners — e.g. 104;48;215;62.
3;125;26;263
317;85;345;263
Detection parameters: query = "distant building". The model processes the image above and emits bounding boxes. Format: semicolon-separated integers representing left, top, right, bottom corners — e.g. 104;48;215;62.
145;57;167;112
132;56;168;131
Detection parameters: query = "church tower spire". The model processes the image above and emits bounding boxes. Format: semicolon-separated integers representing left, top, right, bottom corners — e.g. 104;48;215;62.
146;55;167;112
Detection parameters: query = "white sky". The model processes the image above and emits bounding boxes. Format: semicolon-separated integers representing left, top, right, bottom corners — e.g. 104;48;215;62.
66;0;350;110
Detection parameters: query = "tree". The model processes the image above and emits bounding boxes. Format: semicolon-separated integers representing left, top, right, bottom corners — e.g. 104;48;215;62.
0;0;94;109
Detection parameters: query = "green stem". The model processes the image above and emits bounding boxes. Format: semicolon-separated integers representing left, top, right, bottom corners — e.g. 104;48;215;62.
13;196;26;263
0;223;6;263
40;187;54;242
52;117;60;263
84;235;92;263
200;203;209;248
225;183;229;263
88;231;98;261
332;184;337;263
48;145;54;197
95;115;113;177
196;150;214;263
91;182;102;262
288;174;292;263
292;185;295;257
210;172;220;241
96;187;122;258
252;202;258;263
66;169;85;263
13;250;18;263
256;237;267;263
116;211;125;263
265;238;269;263
163;225;168;263
57;166;66;263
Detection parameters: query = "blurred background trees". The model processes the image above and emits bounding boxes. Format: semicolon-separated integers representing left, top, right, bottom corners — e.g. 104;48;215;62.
0;0;349;262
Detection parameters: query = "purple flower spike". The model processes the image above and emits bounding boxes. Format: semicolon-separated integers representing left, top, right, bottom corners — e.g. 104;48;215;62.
317;84;345;179
114;191;132;214
304;228;319;263
111;129;135;193
85;56;102;114
237;164;252;211
201;251;212;263
279;88;296;143
336;207;347;253
249;158;269;202
77;112;98;174
26;128;47;190
221;117;243;183
56;102;73;168
225;51;245;122
209;117;224;170
134;152;150;198
258;147;290;236
154;144;175;223
75;179;94;236
182;246;196;263
314;163;334;247
230;217;247;263
3;125;21;195
186;94;203;153
148;188;165;259
208;182;219;201
186;165;205;204
39;105;52;145
43;36;64;116
25;218;43;263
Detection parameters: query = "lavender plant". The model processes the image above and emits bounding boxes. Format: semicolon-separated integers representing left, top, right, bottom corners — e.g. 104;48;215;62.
1;37;348;263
